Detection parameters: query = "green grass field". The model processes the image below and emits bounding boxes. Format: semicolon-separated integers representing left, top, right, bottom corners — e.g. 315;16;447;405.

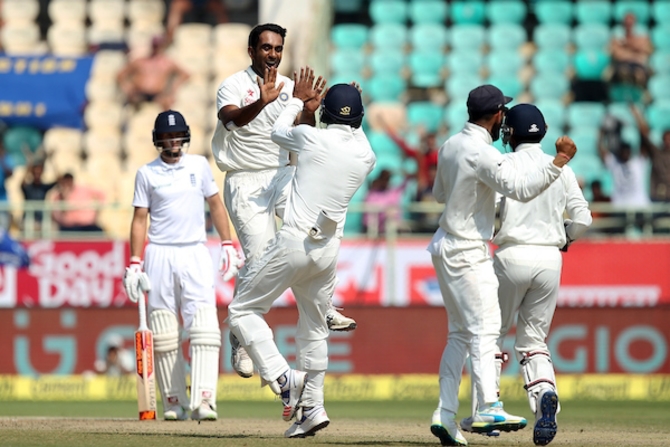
1;400;669;447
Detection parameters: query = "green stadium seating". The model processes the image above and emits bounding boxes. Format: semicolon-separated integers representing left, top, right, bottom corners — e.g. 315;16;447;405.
653;2;670;24
444;101;468;131
331;24;368;49
370;23;408;50
451;1;485;24
445;73;484;102
573;49;610;80
570;152;606;184
486;1;527;25
407;101;444;133
647;101;670;131
450;24;485;52
409;23;449;52
533;50;570;75
486;50;524;76
446;50;484;76
530;73;569;100
334;0;364;13
367;131;401;156
408;51;445;88
651;26;670;51
366;73;407;102
613;1;651;24
650;51;670;75
573;23;610;50
533;1;573;25
575;0;612;24
648;75;670;102
408;0;448;24
486;74;524;99
570;126;601;156
535;99;566;130
487;24;526;51
3;126;42;166
542;127;564;155
369;0;408;24
611;24;649;39
533;23;571;50
607;102;638;128
567;102;607;129
368;49;406;75
329;48;365;76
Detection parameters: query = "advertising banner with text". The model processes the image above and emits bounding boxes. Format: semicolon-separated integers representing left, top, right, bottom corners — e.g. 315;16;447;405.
0;307;668;375
0;239;668;309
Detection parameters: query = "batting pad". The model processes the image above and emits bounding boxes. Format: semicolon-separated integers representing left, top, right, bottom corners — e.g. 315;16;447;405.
521;351;558;414
189;306;221;411
296;338;328;408
150;310;189;411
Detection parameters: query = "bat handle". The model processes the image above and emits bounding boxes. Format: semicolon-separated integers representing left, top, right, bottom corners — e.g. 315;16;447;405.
138;291;149;331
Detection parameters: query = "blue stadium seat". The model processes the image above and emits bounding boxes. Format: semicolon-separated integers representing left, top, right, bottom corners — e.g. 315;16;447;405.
367;130;401;155
573;23;610;50
529;73;569;101
366;74;407;102
450;24;485;52
451;1;485;24
369;0;408;24
486;50;524;77
370;23;408;50
575;0;612;24
329;73;367;91
444;101;468;132
445;73;484;103
331;24;368;49
533;1;573;25
613;1;651;24
408;51;445;88
651;26;670;52
486;74;524;99
653;2;670;24
607;102;638;128
408;0;448;24
650;51;670;75
567;102;607;129
541;127;563;155
446;50;483;76
533;23;571;50
407;101;444;133
3;126;42;166
573;49;610;80
368;49;406;75
648;75;670;102
569;126;600;157
487;24;526;51
570;153;606;185
647;101;670;131
486;1;527;25
329;48;366;76
533;50;570;75
335;0;364;13
535;98;566;131
409;23;449;52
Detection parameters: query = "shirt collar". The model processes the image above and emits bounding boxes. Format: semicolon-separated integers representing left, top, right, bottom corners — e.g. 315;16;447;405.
514;142;543;152
159;155;186;171
463;122;493;144
245;66;261;83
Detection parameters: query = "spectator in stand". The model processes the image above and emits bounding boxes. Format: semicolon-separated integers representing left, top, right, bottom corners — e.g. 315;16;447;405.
590;179;611;204
362;169;410;235
609;12;653;89
166;0;229;42
94;335;134;376
21;155;58;232
117;36;190;111
630;103;670;203
0;141;14;231
49;173;106;233
597;136;649;208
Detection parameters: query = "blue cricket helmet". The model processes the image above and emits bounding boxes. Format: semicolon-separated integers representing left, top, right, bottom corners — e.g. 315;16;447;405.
152;110;191;147
321;84;364;125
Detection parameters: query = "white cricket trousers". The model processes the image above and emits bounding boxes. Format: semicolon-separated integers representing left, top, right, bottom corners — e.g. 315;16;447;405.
144;243;216;331
430;233;501;415
493;245;562;360
223;166;294;267
227;226;339;408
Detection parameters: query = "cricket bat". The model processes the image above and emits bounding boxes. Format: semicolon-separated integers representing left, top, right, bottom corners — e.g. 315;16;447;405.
135;291;157;420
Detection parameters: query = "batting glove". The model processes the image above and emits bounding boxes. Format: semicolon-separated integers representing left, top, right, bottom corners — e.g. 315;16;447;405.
123;258;151;303
220;241;243;282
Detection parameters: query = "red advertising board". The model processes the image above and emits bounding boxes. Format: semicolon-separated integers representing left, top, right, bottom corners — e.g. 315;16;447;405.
1;239;669;308
1;307;668;375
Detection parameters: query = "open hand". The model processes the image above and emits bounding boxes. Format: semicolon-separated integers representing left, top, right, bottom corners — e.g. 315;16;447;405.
257;67;285;105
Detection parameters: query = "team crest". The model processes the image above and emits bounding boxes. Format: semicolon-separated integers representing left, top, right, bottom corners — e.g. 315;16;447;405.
529;124;540;133
279;92;289;102
340;106;351;116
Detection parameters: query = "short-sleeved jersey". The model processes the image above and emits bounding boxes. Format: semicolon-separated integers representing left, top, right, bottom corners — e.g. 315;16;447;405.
211;66;295;172
132;154;219;245
270;98;376;237
604;152;650;206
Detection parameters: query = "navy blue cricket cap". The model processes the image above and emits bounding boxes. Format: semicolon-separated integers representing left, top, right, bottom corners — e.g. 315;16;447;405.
506;104;547;138
322;84;364;123
467;84;513;115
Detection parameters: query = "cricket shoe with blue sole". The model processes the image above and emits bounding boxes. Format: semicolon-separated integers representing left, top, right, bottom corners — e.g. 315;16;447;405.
460;401;527;434
533;390;559;446
431;409;468;446
285;406;330;438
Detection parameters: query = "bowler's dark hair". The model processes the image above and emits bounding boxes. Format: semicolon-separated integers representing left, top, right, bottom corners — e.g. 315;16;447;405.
248;23;287;49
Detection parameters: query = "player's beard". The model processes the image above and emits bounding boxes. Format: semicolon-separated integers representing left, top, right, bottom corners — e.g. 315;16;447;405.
491;120;502;142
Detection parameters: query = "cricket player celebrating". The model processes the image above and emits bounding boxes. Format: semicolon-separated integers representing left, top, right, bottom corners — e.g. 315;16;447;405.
211;23;357;379
490;104;592;445
123;110;242;421
227;74;375;438
428;85;577;446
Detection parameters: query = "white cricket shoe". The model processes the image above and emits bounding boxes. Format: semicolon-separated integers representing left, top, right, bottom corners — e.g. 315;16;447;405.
191;402;218;421
533;390;559;446
277;369;308;421
163;405;188;421
326;299;357;331
431;409;468;446
230;332;254;378
284;406;330;438
460;401;527;434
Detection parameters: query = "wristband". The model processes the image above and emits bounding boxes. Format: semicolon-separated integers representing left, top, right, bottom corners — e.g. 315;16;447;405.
130;256;141;264
221;241;233;246
557;153;571;161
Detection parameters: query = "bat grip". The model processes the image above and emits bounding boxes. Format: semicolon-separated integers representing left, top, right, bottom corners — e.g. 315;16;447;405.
138;292;149;331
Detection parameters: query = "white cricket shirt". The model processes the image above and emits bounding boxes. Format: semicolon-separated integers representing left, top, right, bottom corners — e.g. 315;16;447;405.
432;122;563;241
604;152;650;207
211;66;295;172
493;143;593;247
270;98;376;237
132;154;219;245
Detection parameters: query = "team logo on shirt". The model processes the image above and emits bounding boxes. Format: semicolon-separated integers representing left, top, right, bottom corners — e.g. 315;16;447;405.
244;88;256;106
190;174;196;186
279;92;289;102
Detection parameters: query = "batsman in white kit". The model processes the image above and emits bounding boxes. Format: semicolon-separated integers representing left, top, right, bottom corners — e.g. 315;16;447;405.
123;110;242;421
211;23;357;379
428;85;577;447
487;104;592;446
227;77;375;438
